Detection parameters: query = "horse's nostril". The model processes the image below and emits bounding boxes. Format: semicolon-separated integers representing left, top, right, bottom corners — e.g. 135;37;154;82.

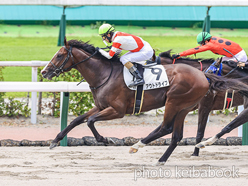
41;70;47;75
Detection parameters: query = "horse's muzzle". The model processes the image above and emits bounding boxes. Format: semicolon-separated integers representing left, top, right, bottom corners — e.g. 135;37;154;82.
41;70;53;80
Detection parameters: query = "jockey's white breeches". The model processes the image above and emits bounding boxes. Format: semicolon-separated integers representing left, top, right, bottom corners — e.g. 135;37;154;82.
222;49;247;62
120;41;153;65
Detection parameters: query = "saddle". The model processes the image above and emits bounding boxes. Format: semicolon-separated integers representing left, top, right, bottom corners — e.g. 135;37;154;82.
205;61;223;76
143;49;161;67
128;61;168;115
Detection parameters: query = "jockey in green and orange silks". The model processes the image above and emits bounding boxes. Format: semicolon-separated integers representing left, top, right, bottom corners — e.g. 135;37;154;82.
172;32;247;68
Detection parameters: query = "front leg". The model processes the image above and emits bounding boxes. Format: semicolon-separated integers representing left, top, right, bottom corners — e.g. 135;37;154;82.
50;107;99;149
87;106;125;144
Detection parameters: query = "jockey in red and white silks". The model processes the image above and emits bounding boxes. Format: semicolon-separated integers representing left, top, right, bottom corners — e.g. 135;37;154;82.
99;31;153;65
98;23;153;87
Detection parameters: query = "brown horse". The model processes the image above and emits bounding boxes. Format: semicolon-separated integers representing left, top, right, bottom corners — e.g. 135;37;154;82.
41;38;248;164
158;50;248;156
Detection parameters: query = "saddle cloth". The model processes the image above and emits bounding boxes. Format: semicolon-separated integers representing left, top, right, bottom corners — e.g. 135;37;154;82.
123;64;169;90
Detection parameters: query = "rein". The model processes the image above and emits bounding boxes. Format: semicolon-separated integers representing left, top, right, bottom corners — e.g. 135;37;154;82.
222;66;238;77
50;46;113;90
173;58;203;71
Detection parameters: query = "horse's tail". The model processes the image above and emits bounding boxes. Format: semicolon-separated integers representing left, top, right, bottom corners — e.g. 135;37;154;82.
205;73;248;92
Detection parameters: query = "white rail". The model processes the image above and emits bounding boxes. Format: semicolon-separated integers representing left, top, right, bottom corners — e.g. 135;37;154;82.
0;61;90;124
0;82;90;92
0;61;48;67
0;81;90;124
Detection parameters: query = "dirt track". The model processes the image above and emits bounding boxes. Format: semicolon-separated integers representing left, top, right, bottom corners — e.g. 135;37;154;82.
0;112;244;185
0;146;247;186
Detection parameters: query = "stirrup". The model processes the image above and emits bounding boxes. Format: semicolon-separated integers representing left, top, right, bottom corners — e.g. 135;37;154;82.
128;79;145;87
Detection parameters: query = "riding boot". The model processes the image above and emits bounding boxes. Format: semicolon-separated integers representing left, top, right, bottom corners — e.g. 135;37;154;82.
124;62;145;87
128;66;145;87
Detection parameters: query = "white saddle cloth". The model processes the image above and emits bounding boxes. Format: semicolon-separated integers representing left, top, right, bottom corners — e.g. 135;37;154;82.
123;64;169;90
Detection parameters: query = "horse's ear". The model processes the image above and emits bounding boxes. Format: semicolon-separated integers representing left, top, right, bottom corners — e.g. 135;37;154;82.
64;36;68;46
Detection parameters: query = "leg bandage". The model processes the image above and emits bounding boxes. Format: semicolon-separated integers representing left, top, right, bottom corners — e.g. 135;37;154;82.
131;140;146;149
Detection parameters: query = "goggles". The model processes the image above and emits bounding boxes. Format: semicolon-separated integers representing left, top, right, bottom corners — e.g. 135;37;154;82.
101;35;107;40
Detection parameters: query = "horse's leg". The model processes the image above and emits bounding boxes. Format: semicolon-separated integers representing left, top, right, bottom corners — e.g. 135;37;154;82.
87;106;125;144
192;94;215;156
156;109;190;165
129;122;173;153
129;102;179;154
196;97;248;148
50;106;99;149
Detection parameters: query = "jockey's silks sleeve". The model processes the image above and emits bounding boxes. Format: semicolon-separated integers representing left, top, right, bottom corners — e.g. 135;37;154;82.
99;49;112;59
109;32;145;57
179;36;243;57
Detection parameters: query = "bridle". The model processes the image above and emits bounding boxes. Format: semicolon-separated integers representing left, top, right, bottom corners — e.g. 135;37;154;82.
49;45;113;90
50;46;97;77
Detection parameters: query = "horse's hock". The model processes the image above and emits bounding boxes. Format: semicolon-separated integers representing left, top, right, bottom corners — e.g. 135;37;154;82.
0;136;242;147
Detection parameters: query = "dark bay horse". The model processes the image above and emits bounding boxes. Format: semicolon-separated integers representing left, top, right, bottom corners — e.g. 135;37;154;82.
158;50;248;156
41;38;248;164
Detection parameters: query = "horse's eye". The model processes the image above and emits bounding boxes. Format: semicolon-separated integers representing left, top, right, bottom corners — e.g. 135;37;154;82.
57;54;62;58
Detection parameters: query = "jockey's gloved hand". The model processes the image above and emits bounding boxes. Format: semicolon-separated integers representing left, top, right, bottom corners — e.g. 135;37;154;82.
95;47;100;52
172;53;180;60
237;62;246;68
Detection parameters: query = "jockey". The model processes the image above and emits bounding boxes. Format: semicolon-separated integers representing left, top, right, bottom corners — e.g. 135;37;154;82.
172;32;248;68
96;23;154;87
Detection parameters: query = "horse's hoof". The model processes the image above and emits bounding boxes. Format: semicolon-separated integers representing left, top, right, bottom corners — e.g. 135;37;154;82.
195;143;205;149
49;142;58;150
153;161;165;166
106;137;115;145
129;147;138;154
191;153;199;157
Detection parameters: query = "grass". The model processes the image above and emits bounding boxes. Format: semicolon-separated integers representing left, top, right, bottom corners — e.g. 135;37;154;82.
0;24;248;97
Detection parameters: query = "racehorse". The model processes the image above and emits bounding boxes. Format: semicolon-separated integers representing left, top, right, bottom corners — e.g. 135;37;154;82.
157;50;248;156
41;38;248;164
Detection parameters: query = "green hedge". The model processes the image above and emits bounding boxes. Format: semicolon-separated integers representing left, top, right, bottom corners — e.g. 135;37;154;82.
38;68;94;117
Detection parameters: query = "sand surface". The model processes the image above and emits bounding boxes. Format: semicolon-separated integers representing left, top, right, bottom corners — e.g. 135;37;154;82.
0;112;246;185
0;146;247;186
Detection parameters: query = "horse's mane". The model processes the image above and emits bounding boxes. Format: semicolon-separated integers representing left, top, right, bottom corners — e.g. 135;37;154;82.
68;40;121;63
159;49;215;64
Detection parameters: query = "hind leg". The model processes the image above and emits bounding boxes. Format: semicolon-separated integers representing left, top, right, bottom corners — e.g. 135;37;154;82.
129;102;180;153
156;109;190;165
196;107;248;148
196;96;248;149
192;94;215;156
129;121;174;153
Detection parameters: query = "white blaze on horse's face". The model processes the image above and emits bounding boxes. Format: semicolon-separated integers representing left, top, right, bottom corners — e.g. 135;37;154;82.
41;48;66;79
42;50;59;73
